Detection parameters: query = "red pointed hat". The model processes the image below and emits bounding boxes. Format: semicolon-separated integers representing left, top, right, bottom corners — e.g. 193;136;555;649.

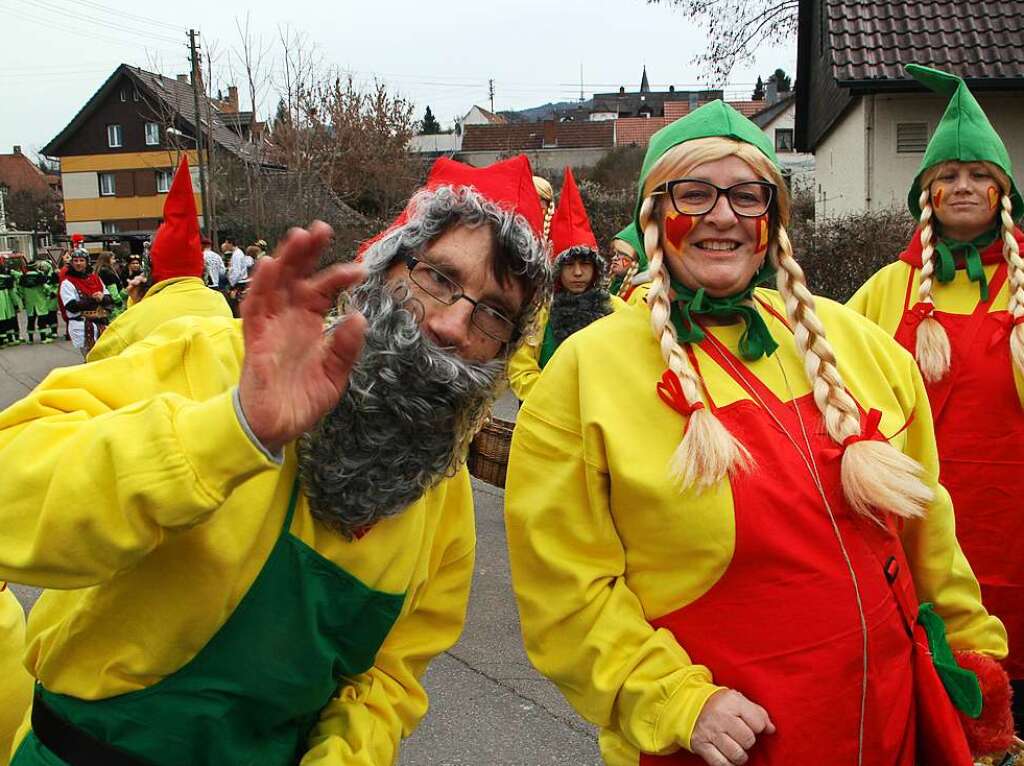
149;156;203;285
357;155;545;257
548;167;597;261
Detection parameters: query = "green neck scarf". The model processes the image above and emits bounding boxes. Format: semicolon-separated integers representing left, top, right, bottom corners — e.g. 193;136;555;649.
669;263;779;361
933;229;998;301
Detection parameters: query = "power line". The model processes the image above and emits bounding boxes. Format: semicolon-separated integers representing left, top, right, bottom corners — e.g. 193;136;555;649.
12;0;182;44
56;0;182;32
7;8;181;56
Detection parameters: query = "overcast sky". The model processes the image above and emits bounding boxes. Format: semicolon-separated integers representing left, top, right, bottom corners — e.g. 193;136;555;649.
2;0;796;160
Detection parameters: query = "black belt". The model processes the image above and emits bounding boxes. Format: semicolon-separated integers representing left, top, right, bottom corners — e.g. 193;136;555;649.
31;690;152;766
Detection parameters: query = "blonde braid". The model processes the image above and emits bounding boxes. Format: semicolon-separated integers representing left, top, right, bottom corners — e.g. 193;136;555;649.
617;258;639;297
1000;194;1024;377
774;227;932;521
640;197;750;490
542;202;554;242
914;188;952;382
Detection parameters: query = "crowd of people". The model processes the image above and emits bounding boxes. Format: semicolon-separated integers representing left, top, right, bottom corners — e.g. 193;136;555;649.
0;63;1021;766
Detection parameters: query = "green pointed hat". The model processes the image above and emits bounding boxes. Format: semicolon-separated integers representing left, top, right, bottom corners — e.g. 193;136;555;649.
906;63;1022;220
633;100;779;268
612;223;643;259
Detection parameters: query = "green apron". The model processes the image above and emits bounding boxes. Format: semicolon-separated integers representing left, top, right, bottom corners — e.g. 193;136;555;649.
18;271;51;317
13;480;405;766
538;320;557;369
0;274;16;322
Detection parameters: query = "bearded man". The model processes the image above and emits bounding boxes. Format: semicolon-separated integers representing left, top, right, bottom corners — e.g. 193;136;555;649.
0;155;548;766
509;167;626;401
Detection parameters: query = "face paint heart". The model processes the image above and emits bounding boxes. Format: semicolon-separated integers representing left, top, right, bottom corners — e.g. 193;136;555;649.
664;210;700;250
988;186;1000;211
754;214;770;254
933;187;943;210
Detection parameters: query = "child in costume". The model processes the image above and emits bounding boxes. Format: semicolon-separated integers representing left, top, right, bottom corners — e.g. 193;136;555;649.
849;64;1024;736
508;167;627;402
505;100;1014;766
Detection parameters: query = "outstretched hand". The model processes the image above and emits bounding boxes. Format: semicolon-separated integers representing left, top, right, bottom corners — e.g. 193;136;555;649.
238;221;367;454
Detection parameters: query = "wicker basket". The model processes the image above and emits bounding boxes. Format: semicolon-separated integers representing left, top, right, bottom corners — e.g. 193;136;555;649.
975;737;1023;765
468;417;515;488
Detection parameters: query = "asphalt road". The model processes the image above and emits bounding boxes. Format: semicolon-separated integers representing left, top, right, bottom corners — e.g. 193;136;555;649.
0;330;602;766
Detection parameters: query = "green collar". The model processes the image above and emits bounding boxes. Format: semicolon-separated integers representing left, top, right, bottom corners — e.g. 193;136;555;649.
669;263;779;361
933;229;998;301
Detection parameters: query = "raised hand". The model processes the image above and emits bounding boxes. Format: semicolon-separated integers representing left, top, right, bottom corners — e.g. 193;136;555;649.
238;221;367;454
690;689;775;766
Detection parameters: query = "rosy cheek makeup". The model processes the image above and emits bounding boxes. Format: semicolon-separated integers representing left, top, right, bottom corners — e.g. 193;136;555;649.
933;187;944;210
664;210;700;250
754;214;770;255
988;186;1000;211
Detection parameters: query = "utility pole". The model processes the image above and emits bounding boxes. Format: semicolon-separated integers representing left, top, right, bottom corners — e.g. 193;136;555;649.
488;79;495;113
580;63;584;104
188;29;210;232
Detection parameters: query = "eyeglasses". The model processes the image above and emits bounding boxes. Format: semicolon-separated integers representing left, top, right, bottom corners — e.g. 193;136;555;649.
657;178;776;218
401;253;517;344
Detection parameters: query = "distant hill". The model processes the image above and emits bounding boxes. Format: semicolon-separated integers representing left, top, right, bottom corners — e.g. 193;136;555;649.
499;99;594;123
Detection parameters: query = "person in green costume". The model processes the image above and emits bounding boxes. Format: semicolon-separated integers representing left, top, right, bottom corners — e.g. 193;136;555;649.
505;99;1011;766
18;254;59;344
0;258;22;347
608;224;644;298
849;64;1024;747
93;252;126;319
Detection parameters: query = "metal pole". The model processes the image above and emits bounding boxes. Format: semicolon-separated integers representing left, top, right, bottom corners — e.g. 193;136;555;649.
188;29;211;230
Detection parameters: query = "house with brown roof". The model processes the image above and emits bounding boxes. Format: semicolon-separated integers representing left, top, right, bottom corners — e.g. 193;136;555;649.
41;64;262;238
796;0;1024;217
0;146;60;200
459;120;615;171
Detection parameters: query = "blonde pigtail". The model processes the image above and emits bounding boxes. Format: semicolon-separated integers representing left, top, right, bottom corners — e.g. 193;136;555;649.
774;227;932;521
616;258;639;297
914;189;953;382
542;203;554;242
640;197;750;490
998;195;1024;379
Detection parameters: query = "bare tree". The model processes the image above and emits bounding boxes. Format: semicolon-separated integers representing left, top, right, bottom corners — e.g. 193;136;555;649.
647;0;798;84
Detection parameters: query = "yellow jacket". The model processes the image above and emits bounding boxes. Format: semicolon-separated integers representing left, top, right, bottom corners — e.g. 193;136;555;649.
0;316;475;765
504;291;1005;766
507;294;628;401
848;259;1024;401
87;276;231;362
0;587;32;764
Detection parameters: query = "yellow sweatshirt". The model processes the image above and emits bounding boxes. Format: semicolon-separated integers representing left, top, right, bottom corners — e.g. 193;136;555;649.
507;294;628;402
504;290;1006;766
0;316;475;765
847;259;1024;402
87;276;231;362
0;587;33;764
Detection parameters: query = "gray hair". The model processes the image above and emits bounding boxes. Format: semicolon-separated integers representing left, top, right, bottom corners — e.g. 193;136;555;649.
360;184;551;347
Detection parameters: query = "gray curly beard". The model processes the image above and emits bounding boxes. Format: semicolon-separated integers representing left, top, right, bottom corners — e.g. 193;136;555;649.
548;287;614;347
297;273;502;539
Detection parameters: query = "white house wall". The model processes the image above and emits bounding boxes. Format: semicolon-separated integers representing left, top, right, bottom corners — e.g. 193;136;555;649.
815;99;867;218
816;92;1024;219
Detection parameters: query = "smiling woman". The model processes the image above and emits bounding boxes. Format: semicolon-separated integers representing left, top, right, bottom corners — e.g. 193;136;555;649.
849;63;1024;745
505;99;1011;766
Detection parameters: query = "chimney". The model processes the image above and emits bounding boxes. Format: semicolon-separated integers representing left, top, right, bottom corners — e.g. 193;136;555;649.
618;86;625;95
668;85;675;93
542;119;557;148
766;80;779;105
688;93;698;110
227;86;239;112
12;145;21;155
177;74;189;84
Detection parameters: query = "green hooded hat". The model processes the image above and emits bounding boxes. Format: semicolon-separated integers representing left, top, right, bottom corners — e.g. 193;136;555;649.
633;100;780;268
906;63;1022;220
612;223;644;259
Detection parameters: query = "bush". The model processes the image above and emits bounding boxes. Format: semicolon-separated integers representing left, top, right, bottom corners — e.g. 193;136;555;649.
575;180;637;252
789;191;917;303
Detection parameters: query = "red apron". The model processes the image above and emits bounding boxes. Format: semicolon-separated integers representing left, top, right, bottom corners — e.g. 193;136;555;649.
894;264;1024;680
640;320;970;765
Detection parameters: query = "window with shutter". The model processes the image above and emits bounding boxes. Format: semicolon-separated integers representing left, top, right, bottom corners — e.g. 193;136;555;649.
114;170;135;197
